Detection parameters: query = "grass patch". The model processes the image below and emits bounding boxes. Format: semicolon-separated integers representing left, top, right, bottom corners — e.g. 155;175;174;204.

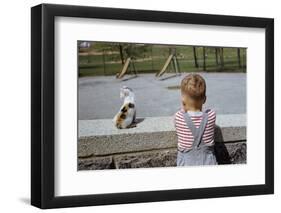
78;43;246;77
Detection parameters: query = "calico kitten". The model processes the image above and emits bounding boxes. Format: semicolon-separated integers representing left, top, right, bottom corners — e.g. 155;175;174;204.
115;103;136;129
113;86;136;129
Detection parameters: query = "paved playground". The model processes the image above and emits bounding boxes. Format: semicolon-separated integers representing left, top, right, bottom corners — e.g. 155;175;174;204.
78;73;246;120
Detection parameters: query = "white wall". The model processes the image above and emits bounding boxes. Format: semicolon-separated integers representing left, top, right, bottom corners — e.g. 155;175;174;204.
0;0;280;212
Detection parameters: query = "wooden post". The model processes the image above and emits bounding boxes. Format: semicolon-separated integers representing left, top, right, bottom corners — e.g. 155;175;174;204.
117;57;131;78
131;59;137;76
156;54;174;77
173;56;180;75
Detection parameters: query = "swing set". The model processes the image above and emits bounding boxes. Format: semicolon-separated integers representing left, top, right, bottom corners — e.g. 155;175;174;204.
116;48;180;80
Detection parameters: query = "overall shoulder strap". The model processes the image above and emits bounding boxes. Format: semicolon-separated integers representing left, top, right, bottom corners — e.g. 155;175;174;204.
194;112;209;147
183;112;197;138
183;111;209;148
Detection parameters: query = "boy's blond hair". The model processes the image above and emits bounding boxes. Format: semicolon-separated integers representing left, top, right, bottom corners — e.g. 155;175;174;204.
181;73;206;101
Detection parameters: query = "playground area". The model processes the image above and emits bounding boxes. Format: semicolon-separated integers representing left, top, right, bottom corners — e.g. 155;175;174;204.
78;41;246;120
78;42;246;77
79;73;246;120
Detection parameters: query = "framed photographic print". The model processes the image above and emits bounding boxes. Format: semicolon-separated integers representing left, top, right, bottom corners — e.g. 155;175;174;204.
31;3;274;209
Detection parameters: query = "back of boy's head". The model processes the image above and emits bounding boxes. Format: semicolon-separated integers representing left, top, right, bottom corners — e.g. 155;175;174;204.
181;73;206;101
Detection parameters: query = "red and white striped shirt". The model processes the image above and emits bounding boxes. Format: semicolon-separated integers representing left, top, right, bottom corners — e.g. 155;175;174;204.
174;109;216;151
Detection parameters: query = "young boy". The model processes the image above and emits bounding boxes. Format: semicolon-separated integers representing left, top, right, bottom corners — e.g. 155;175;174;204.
174;73;217;166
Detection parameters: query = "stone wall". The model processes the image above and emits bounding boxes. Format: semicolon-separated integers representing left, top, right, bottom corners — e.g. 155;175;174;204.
78;114;246;170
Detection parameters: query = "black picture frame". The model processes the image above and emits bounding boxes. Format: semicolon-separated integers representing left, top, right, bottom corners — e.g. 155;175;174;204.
31;3;274;209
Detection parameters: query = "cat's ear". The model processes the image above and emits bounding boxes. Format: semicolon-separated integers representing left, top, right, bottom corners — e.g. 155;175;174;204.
120;88;125;98
120;88;129;98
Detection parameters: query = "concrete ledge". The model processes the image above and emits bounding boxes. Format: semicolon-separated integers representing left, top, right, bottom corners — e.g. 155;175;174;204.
78;142;247;170
79;114;246;157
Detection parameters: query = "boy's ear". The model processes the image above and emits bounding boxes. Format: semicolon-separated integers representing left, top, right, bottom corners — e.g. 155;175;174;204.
203;96;206;104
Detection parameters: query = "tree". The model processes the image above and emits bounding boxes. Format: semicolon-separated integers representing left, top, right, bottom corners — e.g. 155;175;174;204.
118;44;150;60
215;48;219;66
119;45;125;65
193;47;199;68
237;48;241;68
203;47;206;71
219;48;224;71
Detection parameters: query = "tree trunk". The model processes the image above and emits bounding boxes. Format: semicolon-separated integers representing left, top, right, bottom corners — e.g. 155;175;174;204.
151;45;154;71
119;45;124;65
215;48;219;66
237;48;241;68
203;47;206;71
219;48;224;71
193;47;199;68
102;50;106;75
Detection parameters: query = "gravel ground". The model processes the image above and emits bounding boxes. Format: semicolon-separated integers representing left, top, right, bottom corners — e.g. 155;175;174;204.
78;73;246;120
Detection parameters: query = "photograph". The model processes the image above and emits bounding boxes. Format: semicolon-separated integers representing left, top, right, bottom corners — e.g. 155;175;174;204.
29;2;274;209
78;41;247;170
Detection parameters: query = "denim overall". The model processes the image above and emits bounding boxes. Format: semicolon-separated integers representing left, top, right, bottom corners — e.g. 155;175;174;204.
177;111;217;166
